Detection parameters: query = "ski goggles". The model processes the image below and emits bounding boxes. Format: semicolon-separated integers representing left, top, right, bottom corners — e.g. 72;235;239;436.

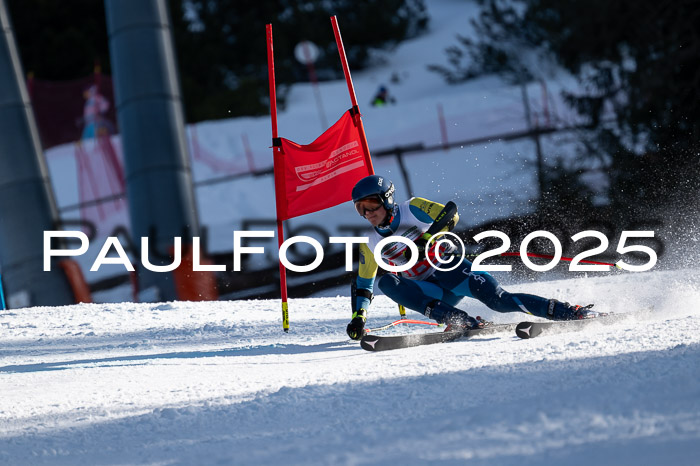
354;197;384;217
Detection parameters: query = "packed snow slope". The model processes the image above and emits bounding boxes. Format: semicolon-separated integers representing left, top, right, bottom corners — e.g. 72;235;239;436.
1;269;699;465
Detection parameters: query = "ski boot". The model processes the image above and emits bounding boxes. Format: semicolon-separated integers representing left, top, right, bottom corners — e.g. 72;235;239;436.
447;315;493;331
446;313;483;332
547;299;599;320
425;300;488;331
474;315;493;327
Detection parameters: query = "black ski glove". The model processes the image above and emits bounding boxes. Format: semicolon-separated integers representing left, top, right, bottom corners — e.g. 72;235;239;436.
403;232;432;262
346;309;367;340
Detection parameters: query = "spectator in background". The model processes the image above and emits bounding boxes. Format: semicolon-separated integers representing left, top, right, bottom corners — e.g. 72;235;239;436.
81;85;113;140
371;85;396;107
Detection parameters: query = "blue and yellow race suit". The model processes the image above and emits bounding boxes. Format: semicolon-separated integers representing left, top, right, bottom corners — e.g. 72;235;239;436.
354;197;566;322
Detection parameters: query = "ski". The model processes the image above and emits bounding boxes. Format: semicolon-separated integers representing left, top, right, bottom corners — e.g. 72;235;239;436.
515;313;627;339
360;323;516;352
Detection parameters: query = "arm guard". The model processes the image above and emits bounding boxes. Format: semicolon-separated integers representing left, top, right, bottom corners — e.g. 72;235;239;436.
409;198;459;233
352;242;378;313
351;278;373;314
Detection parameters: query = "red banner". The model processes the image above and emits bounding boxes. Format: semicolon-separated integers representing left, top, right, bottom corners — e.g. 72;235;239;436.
275;110;371;220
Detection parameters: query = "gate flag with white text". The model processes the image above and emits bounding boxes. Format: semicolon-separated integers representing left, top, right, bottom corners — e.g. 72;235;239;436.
274;110;371;220
267;17;375;331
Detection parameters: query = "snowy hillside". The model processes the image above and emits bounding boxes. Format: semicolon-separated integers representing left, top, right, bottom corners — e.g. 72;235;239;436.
44;0;585;278
2;270;699;464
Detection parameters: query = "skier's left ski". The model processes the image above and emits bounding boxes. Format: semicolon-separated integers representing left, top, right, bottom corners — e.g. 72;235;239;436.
360;323;516;352
515;312;626;339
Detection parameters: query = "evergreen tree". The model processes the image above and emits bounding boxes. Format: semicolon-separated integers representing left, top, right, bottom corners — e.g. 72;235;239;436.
7;0;428;122
430;0;700;212
7;0;111;79
170;0;428;120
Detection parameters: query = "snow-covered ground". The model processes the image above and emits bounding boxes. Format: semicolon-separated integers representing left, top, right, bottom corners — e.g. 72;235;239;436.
3;1;698;464
2;269;699;465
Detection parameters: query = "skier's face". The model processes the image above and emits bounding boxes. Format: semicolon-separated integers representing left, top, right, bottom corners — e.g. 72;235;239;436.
355;197;388;227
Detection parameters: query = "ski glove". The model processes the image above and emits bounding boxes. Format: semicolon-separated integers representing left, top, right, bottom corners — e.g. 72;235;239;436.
347;309;367;340
403;232;432;262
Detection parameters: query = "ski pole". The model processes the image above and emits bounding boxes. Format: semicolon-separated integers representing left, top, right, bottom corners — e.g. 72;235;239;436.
0;273;6;310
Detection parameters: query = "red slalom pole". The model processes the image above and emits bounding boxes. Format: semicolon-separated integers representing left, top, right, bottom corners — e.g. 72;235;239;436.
330;16;374;175
266;24;290;332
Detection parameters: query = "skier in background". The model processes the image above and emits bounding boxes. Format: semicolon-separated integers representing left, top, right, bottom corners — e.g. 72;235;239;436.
370;85;395;107
346;175;597;340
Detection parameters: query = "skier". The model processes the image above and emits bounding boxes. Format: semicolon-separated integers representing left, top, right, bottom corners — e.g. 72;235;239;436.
370;85;396;107
346;175;597;340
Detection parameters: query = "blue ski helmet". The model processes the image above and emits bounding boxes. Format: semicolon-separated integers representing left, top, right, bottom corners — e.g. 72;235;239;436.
352;175;395;211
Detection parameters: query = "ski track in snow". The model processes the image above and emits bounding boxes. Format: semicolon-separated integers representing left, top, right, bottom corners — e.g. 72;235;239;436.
1;270;699;465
